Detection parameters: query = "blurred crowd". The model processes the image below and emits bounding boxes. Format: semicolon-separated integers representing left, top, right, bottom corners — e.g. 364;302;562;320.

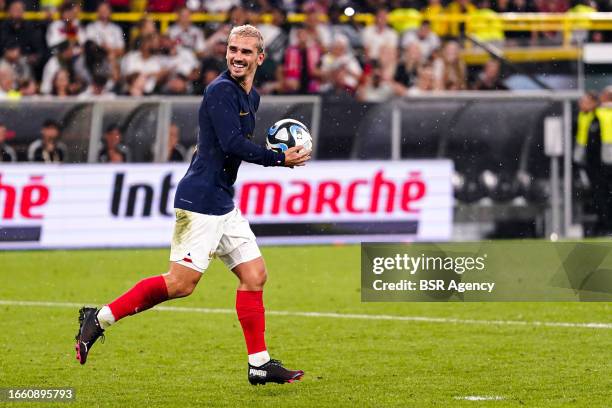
0;116;189;163
0;0;609;101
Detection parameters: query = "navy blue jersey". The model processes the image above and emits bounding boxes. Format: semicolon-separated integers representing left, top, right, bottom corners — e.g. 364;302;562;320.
174;71;285;215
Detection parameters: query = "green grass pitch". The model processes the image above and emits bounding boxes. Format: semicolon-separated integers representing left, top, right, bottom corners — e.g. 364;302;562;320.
0;245;611;407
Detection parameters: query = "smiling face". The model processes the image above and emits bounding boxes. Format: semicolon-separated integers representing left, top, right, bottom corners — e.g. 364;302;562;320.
226;34;264;83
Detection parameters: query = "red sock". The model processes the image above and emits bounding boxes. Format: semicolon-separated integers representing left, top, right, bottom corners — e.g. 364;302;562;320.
108;275;169;321
236;290;267;354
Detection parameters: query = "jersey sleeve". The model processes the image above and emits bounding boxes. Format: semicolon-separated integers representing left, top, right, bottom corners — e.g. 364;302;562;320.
206;82;285;167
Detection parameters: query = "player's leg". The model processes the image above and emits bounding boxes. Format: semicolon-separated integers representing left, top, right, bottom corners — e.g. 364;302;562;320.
98;261;202;327
232;257;268;365
217;209;303;385
75;262;201;364
75;209;223;365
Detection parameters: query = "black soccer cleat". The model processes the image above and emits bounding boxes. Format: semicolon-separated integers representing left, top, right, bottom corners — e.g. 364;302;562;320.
248;359;304;385
74;307;105;365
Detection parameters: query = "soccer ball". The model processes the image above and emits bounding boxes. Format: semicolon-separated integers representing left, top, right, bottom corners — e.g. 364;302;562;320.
266;119;313;153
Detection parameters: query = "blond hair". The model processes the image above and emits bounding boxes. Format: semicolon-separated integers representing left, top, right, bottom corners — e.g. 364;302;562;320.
228;24;265;54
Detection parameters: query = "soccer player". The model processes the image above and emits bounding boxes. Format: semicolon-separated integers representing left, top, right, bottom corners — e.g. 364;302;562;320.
74;25;310;385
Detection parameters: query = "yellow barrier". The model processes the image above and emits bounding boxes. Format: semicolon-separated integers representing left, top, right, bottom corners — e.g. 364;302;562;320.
1;11;611;53
462;47;581;65
1;11;612;35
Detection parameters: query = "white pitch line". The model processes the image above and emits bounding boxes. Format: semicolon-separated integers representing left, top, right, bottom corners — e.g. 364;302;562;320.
455;396;505;401
1;299;611;330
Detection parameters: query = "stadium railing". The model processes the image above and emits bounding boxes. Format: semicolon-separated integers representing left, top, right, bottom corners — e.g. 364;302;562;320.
0;92;581;239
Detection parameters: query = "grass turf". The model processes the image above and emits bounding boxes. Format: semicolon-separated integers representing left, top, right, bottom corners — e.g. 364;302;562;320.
0;245;611;407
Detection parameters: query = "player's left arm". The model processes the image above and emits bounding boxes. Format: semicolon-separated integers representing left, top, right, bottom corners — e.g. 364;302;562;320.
208;83;285;167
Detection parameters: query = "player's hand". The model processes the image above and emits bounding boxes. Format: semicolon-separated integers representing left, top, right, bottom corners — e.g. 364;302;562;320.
283;146;311;167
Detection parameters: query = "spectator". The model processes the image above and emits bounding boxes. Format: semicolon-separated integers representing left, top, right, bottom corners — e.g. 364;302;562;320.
509;0;535;12
204;5;252;52
291;3;331;51
358;0;386;14
147;0;185;13
378;44;399;83
0;121;17;162
534;0;570;13
28;119;67;163
328;5;362;50
257;61;295;95
227;5;248;26
401;20;440;61
168;7;206;58
121;34;167;94
203;0;241;13
75;40;116;87
163;73;190;95
568;0;598;44
0;41;33;86
122;72;148;96
167;123;186;162
99;123;131;163
533;0;570;44
46;2;85;50
0;0;45;69
432;40;466;90
394;42;423;91
254;8;289;91
388;0;422;34
197;37;227;93
51;68;80;97
573;90;612;234
40;40;77;95
444;0;477;39
495;0;510;12
85;2;126;58
361;8;399;63
204;22;231;51
0;65;16;98
159;35;199;86
244;6;262;26
422;0;446;37
470;0;505;46
322;67;357;99
284;27;322;94
18;78;38;96
253;0;280;13
495;0;536;45
257;7;290;65
78;73;115;99
320;34;363;95
471;59;508;90
107;0;130;12
405;62;435;95
40;0;63;12
129;16;158;51
356;61;396;102
51;68;69;97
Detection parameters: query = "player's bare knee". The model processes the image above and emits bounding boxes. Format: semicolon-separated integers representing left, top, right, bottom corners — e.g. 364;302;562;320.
167;278;196;298
253;271;267;288
164;270;199;298
176;281;196;298
240;269;267;290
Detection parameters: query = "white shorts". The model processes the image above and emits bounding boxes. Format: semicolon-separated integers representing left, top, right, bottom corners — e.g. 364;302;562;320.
169;208;261;273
